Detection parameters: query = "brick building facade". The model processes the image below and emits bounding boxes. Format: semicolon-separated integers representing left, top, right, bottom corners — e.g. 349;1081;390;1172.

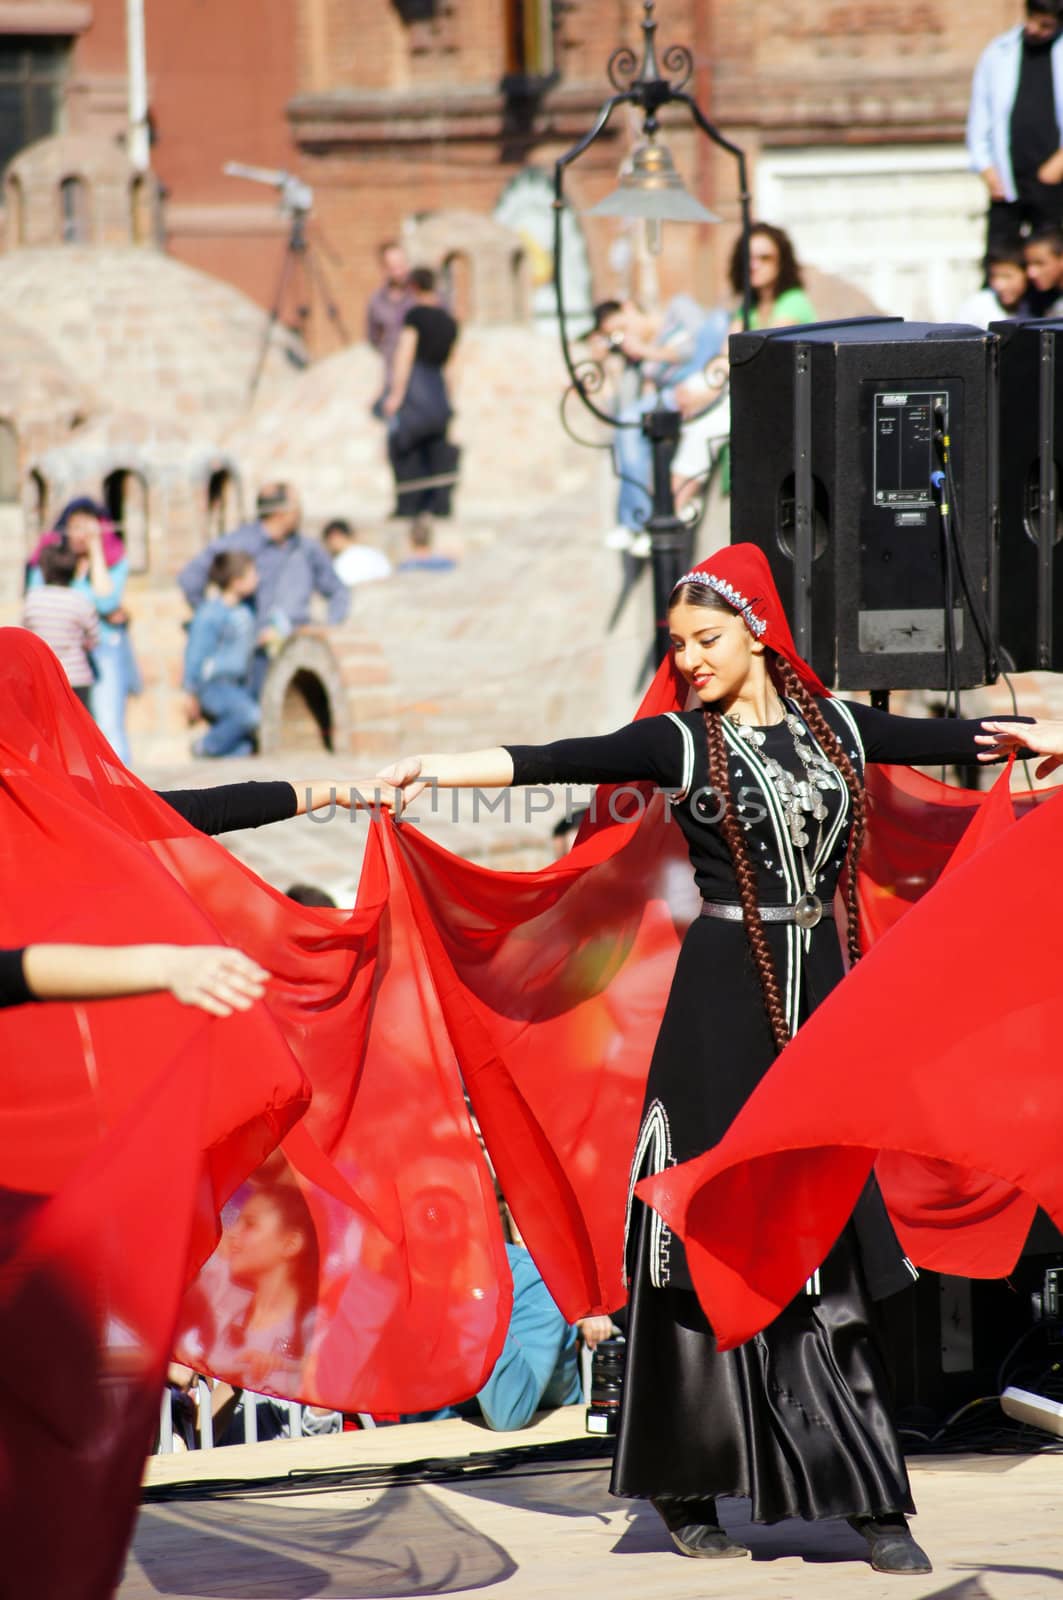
0;1;1029;334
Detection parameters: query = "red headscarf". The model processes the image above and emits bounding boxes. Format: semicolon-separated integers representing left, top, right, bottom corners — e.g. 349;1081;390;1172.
635;543;829;722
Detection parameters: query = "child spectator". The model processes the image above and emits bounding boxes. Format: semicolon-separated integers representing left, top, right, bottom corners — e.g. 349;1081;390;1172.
956;245;1032;326
322;519;393;587
1024;224;1063;313
396;514;456;573
183;551;261;758
21;544;100;708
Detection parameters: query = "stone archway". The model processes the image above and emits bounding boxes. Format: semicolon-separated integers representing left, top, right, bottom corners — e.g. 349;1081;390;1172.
258;632;351;756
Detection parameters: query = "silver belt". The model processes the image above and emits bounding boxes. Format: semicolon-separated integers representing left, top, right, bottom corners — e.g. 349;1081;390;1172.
700;899;832;928
700;900;794;923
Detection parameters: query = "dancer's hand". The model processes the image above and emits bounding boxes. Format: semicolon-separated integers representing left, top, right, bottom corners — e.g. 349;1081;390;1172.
975;719;1062;776
373;756;427;814
292;780;403;815
160;946;269;1016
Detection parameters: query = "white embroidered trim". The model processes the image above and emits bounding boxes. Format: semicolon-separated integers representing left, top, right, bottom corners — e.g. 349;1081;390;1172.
663;711;695;802
624;1099;675;1289
672;571;768;638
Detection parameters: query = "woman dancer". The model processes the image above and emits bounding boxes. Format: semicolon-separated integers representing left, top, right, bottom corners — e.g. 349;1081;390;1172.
376;544;1013;1576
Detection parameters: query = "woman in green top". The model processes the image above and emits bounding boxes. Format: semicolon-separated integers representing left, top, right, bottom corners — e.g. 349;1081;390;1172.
672;222;815;510
738;221;816;330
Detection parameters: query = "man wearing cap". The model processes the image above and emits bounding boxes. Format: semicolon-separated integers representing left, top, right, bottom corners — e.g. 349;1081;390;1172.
178;483;349;695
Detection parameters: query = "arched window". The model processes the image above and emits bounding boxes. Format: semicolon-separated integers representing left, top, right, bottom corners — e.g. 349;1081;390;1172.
59;175;91;244
26;468;47;536
510;247;528;319
103;468;149;573
0;420;18;504
5;174;25;249
207;467;241;538
130;173;154;246
442;250;472;324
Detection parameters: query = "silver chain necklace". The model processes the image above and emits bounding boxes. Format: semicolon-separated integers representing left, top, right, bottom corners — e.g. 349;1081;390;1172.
731;709;841;930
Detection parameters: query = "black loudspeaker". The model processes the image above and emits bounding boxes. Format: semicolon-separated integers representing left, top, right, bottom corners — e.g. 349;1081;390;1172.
994;318;1063;672
729;318;999;692
877;1246;1063;1438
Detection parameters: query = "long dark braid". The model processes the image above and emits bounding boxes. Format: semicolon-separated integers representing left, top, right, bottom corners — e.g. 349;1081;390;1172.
774;659;867;972
704;708;791;1053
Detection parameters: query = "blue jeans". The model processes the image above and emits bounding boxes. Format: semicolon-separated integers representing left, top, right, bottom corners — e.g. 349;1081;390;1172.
198;678;260;758
612;309;730;530
90;625;135;765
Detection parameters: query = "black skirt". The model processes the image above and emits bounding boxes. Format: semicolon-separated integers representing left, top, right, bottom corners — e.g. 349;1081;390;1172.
611;1200;915;1524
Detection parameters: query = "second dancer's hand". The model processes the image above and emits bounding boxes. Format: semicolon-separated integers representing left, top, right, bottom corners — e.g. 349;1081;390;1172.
162;946;269;1016
975;719;1063;777
372;756;427;816
293;780;405;816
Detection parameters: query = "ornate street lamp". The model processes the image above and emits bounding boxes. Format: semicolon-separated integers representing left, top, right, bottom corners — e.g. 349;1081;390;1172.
553;0;753;665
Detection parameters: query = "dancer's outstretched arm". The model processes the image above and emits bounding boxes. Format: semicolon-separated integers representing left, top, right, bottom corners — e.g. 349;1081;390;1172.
5;943;268;1015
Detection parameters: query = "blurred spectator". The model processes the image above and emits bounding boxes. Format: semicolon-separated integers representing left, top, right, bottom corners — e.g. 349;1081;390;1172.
591;293;721;557
671;223;815;515
406;1242;584;1432
968;1;1063;254
383;267;460;523
180;1177;319;1396
182;551;261;759
179;483;349;696
396;515;457;573
367;240;415;416
322;519;393;587
21;544;99;708
551;806;590;860
27;497;139;764
1025;223;1063;310
734;221;817;332
955;244;1033;325
285;884;337;907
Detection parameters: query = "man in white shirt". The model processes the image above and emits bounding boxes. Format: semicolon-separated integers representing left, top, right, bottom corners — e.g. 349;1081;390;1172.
322;519;393;587
967;0;1063;253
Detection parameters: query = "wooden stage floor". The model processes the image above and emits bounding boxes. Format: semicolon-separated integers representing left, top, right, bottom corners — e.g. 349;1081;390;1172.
123;1407;1063;1599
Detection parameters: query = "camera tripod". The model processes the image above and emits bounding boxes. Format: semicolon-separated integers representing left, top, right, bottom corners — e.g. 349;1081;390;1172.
225;163;351;403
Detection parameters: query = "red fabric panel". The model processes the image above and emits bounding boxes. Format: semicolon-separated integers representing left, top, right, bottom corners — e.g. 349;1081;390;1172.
639;764;1063;1349
0;630;512;1595
391;795;693;1317
0;1051;212;1600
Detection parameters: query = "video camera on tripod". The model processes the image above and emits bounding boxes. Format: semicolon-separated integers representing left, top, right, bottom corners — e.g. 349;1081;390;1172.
223;162;314;219
223;160;348;400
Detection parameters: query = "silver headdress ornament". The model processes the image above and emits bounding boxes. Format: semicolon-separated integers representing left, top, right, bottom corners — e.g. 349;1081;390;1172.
670;570;768;638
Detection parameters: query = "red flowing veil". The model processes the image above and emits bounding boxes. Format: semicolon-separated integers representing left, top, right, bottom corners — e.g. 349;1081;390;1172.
0;630;511;1598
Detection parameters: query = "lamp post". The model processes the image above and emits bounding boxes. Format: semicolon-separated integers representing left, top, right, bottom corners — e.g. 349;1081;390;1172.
553;0;753;665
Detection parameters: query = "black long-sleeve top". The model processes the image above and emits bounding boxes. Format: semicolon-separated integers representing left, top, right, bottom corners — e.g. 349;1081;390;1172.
505;699;1022;906
0;781;299;1009
155;781;298;835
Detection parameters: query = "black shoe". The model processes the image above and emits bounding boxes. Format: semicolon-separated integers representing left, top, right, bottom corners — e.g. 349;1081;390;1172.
849;1515;933;1575
652;1497;750;1559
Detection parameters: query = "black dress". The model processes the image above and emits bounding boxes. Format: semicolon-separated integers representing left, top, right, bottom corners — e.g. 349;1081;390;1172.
390;303;460;519
507;698;994;1525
